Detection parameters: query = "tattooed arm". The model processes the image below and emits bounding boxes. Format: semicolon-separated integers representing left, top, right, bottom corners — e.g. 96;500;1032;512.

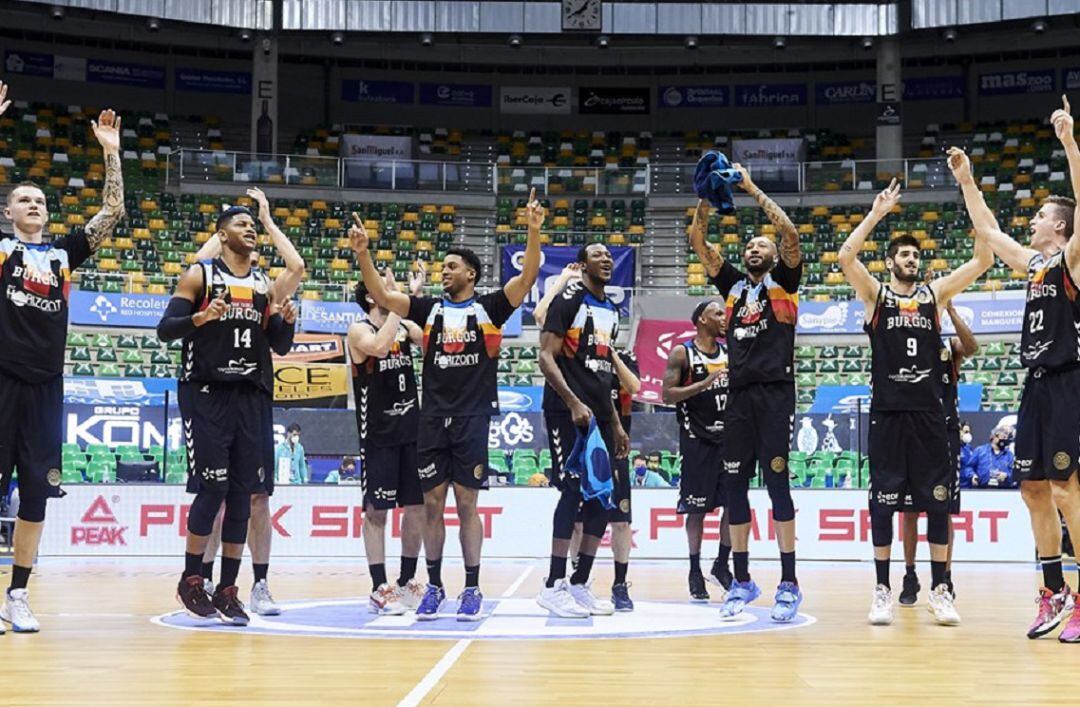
84;109;126;251
732;164;801;268
687;199;724;277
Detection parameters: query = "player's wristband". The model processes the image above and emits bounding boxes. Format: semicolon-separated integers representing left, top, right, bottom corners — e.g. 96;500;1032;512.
157;297;198;341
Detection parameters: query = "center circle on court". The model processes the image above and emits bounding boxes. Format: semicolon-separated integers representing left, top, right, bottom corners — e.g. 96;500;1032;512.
153;597;816;640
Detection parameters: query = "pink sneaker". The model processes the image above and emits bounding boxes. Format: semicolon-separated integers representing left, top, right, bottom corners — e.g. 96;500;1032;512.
1059;597;1080;643
1028;585;1073;639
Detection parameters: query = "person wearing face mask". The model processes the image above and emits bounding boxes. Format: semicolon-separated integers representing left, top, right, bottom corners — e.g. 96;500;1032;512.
631;454;669;488
958;423;977;485
275;423;308;485
969;426;1017;489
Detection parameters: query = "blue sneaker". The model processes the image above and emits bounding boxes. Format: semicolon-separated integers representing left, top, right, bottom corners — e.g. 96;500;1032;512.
456;587;484;622
611;582;634;612
719;579;761;618
415;584;446;621
771;581;803;623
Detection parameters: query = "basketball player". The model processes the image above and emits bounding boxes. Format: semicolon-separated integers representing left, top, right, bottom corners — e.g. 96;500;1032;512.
0;92;125;633
193;187;305;616
899;297;977;606
837;178;992;626
662;300;731;603
536;243;629;618
348;269;426;614
950;96;1080;641
351;189;542;620
159;205;297;625
688;164;804;622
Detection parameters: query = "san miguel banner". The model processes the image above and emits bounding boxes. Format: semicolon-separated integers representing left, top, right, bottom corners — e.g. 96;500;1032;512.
500;245;635;317
273;362;350;409
340;134;412;161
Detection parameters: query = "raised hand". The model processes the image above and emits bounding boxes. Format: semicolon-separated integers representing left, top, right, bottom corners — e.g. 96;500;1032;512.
91;109;122;153
384;267;399;293
871;178;902;217
246;187;271;218
0;81;11;117
279;299;298;324
348;212;369;253
525;187;546;230
689;198;711;242
201;297;228;324
946;146;973;184
731;162;754;191
408;260;427;297
1051;94;1075;146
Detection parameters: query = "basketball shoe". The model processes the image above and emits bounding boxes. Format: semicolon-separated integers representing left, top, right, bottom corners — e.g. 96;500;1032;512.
211;586;250;626
370;583;407;615
1028;585;1073;639
177;575;216;620
719;579;760;618
1;588;40;633
537;578;589;618
868;584;894;625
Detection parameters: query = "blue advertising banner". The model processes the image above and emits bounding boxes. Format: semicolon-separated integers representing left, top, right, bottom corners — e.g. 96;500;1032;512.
903;75;964;101
175;67;251;94
86;59;165;89
70;291;171;328
419;82;492;108
734;84;807;107
65;377;177;406
500;245;636;318
809;384;984;415
1065;67;1080;91
4;50;54;77
816;80;876;105
658;85;730;109
497;387;543;413
298;300;365;334
341;79;414;104
796;294;1024;335
978;70;1055;96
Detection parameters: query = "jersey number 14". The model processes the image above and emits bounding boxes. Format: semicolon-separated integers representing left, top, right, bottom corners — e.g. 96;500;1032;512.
234;329;253;349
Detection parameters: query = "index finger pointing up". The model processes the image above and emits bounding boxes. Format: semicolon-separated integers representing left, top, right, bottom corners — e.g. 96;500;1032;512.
1064;94;1072;115
529;187;536;204
351;211;363;227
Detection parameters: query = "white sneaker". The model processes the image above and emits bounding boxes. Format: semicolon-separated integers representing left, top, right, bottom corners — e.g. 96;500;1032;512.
1;589;41;633
203;578;214;596
369;583;407;615
568;579;615;616
927;584;961;625
250;579;282;616
397;579;425;611
868;584;894;626
536;578;589;618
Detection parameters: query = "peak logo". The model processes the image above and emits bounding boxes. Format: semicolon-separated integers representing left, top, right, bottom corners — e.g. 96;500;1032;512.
71;495;128;546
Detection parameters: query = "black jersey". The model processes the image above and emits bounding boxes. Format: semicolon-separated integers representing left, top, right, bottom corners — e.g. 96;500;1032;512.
676;340;729;444
941;339;960;430
180;258;273;393
610;348;639;434
351;320;419;447
0;233;92;383
1021;251;1080;371
542;282;620;420
865;284;944;413
710;258;801;389
408;290;516;417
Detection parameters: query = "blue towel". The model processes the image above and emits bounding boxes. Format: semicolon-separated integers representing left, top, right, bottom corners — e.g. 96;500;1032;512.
565;419;615;510
693;150;743;214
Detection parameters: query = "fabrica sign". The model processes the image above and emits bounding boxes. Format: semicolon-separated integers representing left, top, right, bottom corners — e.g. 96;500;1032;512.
499;87;571;115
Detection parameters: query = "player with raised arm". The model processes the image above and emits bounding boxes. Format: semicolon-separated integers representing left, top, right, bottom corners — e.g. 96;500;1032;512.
351;189;542;621
0;86;125;633
951;96;1080;642
837;178;992;626
193;187;305;616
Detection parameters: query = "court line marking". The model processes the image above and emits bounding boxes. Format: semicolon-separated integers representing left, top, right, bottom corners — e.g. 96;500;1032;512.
397;566;533;707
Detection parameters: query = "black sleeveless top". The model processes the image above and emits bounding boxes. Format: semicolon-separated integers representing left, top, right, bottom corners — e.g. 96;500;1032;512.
351;320;419;447
676;340;729;443
865;284;944;413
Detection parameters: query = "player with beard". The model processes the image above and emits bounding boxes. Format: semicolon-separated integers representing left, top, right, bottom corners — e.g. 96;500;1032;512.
191;187;305;616
536;243;630;618
662;300;732;603
949;96;1080;642
688;164;804;622
838;179;992;626
160;206;297;626
0;86;125;633
352;189;542;621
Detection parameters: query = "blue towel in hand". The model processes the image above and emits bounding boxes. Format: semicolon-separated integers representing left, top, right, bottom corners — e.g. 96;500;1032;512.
693;150;743;214
565;418;615;510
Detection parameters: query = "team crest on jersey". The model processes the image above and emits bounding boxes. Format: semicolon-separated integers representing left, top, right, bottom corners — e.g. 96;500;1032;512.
47;468;61;486
933;485;948;502
1054;452;1072;471
619;499;630;514
915;288;932;304
474;464;486;480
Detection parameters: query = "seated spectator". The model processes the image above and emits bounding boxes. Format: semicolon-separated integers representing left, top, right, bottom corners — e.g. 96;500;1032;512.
339;457;358;481
633;454;670;487
968;426;1016;489
958;422;977;484
274;423;308;484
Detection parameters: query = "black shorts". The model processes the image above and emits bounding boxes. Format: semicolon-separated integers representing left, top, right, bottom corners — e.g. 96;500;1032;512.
903;426;961;514
723;382;795;479
362;441;422;510
869;410;952;513
417;415;490;492
1014;366;1080;483
251;392;275;496
546;413;631;523
0;371;64;503
678;434;726;514
180;382;268;496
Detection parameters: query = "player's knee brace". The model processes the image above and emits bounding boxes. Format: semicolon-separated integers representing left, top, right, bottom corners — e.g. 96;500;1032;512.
764;472;795;522
926;511;949;545
552;490;578;540
725;475;752;526
15;493;47;523
870;506;895;548
580;500;608;539
221;490;252;545
187;489;226;536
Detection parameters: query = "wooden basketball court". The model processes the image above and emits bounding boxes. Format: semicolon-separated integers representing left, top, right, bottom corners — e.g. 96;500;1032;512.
1;559;1072;705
